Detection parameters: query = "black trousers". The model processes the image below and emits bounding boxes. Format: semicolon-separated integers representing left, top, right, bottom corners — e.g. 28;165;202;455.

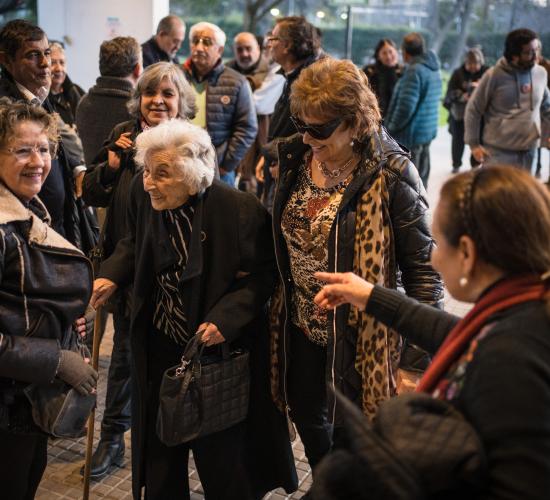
287;325;333;472
101;309;132;438
409;142;431;188
0;428;48;499
144;330;254;500
449;118;479;170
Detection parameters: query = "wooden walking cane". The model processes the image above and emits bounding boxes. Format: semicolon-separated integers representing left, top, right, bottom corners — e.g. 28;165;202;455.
83;305;103;500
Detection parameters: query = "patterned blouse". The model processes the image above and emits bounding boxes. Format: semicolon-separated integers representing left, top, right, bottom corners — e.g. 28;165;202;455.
153;203;194;345
281;157;350;345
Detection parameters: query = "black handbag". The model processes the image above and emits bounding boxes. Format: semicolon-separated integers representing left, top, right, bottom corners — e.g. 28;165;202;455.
23;340;96;438
156;334;250;446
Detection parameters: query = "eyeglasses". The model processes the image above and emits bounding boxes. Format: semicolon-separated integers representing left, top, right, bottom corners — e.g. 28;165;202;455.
290;116;343;140
4;144;54;161
191;37;215;48
266;36;281;44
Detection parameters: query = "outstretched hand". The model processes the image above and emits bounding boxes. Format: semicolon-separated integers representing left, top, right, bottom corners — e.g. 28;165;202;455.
314;272;374;310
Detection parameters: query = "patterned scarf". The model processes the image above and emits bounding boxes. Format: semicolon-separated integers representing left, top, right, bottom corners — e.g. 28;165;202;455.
348;174;402;420
417;274;548;397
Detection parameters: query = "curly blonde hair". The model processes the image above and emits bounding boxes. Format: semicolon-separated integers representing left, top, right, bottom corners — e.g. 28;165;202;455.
290;57;381;141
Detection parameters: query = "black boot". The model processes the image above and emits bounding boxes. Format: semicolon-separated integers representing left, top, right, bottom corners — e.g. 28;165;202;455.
81;434;125;478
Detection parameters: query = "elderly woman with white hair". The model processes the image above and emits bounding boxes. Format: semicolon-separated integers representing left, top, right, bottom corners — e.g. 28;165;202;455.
90;119;298;499
81;61;198;478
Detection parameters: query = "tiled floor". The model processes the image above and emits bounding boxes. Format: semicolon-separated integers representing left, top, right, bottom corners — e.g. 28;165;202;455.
35;128;549;499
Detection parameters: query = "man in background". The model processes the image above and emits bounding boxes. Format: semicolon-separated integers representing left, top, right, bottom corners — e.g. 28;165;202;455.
182;22;257;186
385;32;442;188
228;32;284;192
77;36;142;164
465;28;550;171
142;14;185;67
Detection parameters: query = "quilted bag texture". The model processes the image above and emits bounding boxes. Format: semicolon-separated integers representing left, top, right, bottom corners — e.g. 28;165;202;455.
157;335;250;446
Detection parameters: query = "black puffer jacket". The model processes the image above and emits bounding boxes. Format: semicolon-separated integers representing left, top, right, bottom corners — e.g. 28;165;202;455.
0;183;92;432
182;59;257;172
272;128;444;425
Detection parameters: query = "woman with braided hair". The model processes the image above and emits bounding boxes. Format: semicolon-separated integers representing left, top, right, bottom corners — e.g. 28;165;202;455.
315;165;550;499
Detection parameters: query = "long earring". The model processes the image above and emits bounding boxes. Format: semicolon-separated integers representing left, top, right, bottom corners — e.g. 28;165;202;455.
459;277;468;287
350;139;355;147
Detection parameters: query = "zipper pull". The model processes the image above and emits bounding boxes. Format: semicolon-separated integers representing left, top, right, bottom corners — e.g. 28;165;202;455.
285;405;296;442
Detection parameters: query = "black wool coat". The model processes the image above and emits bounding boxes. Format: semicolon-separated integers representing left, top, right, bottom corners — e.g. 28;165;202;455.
99;176;298;498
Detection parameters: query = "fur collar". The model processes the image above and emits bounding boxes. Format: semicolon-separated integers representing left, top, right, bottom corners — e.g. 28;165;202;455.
0;182;81;253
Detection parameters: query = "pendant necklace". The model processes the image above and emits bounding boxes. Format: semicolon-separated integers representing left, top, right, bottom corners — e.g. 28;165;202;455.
316;156;356;179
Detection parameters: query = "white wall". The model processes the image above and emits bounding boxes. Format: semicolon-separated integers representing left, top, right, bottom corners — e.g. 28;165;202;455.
37;0;169;90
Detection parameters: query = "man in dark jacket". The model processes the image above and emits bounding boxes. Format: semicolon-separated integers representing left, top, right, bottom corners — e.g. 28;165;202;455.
76;36;142;165
183;22;257;186
0;19;96;252
259;16;321;211
141;14;185;68
386;32;442;188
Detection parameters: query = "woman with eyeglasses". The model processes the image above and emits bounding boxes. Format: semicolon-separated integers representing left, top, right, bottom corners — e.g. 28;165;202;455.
269;58;443;480
0;100;97;499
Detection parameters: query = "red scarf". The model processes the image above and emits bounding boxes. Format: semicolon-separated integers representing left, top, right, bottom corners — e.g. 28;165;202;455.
417;274;547;395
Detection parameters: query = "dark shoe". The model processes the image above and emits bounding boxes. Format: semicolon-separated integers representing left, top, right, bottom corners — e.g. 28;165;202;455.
451;166;460;174
80;435;125;478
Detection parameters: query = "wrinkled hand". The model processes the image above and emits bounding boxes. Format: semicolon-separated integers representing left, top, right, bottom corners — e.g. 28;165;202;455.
73;304;95;341
255;157;265;183
471;145;489;164
57;350;98;395
197;322;225;347
75;170;85;198
90;278;118;308
314;271;374;310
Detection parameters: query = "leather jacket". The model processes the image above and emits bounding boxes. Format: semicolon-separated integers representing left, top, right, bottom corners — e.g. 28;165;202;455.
0;183;92;431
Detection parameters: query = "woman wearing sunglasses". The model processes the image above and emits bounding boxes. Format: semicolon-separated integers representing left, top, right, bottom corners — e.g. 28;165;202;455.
269;57;443;483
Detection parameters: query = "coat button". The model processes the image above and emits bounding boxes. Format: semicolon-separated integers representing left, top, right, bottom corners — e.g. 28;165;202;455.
286;154;292;159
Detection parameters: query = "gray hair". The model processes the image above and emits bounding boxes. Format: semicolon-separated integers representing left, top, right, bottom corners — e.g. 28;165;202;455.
189;22;226;47
134;119;215;195
49;41;64;54
127;62;196;120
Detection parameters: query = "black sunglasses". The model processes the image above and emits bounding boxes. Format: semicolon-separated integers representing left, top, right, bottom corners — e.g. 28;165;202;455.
290;116;343;140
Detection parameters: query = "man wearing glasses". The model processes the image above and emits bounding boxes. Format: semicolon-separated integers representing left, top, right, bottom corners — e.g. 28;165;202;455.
465;28;550;172
182;22;257;187
257;16;321;212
